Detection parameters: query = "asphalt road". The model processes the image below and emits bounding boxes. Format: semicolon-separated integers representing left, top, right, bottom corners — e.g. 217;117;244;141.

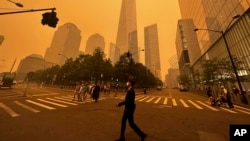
0;86;250;141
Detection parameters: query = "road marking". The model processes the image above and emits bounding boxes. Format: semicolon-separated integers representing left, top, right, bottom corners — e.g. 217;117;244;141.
14;101;40;113
197;101;219;111
26;100;56;110
154;97;161;104
172;99;177;106
32;93;59;97
180;99;189;107
234;105;250;112
188;100;203;109
135;95;145;100
146;97;155;103
219;107;238;113
37;99;68;107
163;98;168;105
234;108;250;115
54;97;76;102
0;102;20;117
138;96;149;102
46;98;78;105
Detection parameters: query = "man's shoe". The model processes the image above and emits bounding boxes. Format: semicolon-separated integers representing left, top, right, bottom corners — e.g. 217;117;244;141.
141;134;147;141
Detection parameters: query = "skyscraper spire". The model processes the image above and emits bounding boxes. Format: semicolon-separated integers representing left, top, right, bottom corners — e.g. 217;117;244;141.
115;0;139;63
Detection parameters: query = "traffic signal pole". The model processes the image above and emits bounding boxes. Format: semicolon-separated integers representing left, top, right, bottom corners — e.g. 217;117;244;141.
0;8;56;15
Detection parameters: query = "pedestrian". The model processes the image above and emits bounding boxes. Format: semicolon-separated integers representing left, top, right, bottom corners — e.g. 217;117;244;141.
80;83;88;103
114;84;119;97
221;85;234;108
143;86;147;94
115;78;147;141
92;83;100;102
206;87;212;103
73;82;81;101
232;86;240;96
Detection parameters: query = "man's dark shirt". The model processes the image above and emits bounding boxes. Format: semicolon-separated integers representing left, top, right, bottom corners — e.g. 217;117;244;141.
118;87;136;111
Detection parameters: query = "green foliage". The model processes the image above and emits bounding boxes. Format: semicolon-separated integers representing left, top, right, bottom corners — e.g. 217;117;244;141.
32;49;161;87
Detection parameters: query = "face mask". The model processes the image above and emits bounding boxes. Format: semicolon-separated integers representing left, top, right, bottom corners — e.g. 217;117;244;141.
126;82;130;87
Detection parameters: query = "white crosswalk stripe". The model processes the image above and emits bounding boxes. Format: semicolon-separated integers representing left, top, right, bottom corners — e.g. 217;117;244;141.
0;102;20;117
180;99;189;107
37;99;68;107
146;97;155;103
154;97;161;104
163;98;168;105
220;107;238;113
115;95;249;115
14;101;40;113
135;96;249;115
172;98;177;106
197;101;219;111
46;98;78;105
139;96;149;102
188;100;203;109
26;100;56;110
1;94;250;117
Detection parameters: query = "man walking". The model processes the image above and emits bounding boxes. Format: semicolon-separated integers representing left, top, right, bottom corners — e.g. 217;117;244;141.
221;85;234;108
115;79;147;141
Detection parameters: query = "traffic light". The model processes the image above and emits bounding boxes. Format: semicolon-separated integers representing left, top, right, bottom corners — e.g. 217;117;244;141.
41;11;59;28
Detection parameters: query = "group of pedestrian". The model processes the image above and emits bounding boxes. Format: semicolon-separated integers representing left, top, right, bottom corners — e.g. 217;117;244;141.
73;82;101;102
207;85;234;108
73;79;147;141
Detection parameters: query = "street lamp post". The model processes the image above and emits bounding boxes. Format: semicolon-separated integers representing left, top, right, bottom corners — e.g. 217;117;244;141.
126;49;145;76
6;0;23;8
58;53;69;59
194;15;248;104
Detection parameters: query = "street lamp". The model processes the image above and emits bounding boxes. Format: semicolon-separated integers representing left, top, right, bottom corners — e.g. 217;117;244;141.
194;15;248;104
6;0;23;8
127;49;145;60
58;53;69;59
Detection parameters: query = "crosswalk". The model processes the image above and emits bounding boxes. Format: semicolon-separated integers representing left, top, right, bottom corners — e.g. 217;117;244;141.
115;95;250;115
1;94;250;118
0;95;107;118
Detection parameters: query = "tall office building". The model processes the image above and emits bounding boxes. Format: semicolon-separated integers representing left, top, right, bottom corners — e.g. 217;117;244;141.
85;33;105;55
44;23;81;66
177;0;250;93
109;42;117;65
115;0;139;63
176;19;201;67
167;68;180;88
144;24;161;79
178;0;246;53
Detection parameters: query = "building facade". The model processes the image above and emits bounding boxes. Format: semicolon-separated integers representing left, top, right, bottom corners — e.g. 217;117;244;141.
16;54;45;81
44;23;81;66
115;0;139;63
85;33;105;55
178;0;247;54
144;24;161;79
166;68;180;89
177;0;250;104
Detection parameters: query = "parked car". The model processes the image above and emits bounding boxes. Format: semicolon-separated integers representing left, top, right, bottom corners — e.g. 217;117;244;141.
156;86;162;90
179;85;187;92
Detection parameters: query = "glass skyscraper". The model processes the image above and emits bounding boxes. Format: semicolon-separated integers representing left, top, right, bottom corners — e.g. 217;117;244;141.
115;0;139;63
44;23;82;66
177;0;250;104
85;33;105;55
144;24;161;79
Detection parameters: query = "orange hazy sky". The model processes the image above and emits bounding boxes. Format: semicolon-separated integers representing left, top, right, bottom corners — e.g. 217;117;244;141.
0;0;181;79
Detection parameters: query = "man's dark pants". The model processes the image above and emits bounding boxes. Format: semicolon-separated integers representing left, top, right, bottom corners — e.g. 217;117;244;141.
119;109;145;139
